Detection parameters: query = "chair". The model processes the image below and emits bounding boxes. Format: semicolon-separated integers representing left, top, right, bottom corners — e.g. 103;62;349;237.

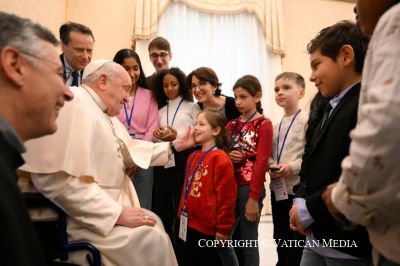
23;192;101;266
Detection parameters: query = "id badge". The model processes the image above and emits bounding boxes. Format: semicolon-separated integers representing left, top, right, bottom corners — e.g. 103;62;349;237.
272;178;289;201
165;149;176;168
179;210;188;242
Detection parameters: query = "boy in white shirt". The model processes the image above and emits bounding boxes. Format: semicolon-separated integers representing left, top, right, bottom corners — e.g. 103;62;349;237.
270;72;308;266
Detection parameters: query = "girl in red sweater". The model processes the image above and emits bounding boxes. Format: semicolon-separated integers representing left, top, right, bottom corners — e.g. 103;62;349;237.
226;75;273;265
177;109;237;266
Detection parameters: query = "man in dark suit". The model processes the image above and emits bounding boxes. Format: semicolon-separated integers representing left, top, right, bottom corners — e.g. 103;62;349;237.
0;12;73;265
59;22;94;87
289;21;372;265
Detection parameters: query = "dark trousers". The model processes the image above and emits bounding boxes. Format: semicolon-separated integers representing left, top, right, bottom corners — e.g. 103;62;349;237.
271;193;304;266
152;148;193;246
132;167;153;209
176;227;222;266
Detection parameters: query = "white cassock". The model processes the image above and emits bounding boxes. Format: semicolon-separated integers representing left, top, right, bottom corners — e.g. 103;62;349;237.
20;86;177;266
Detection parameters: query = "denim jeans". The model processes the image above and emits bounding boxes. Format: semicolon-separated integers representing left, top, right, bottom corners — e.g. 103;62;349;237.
132;167;153;210
300;247;372;266
233;185;265;266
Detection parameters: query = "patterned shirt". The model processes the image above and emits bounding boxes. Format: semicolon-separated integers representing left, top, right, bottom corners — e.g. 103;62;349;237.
226;115;273;200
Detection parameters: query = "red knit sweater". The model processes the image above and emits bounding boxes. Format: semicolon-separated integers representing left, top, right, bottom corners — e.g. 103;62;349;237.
178;149;237;236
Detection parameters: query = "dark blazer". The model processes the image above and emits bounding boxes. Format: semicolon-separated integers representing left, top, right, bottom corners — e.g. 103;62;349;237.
0;132;47;265
197;95;240;123
223;96;241;122
60;54;83;83
146;73;156;91
297;82;372;259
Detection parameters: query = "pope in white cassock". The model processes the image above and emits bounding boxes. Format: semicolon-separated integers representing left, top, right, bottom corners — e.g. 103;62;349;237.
20;59;180;266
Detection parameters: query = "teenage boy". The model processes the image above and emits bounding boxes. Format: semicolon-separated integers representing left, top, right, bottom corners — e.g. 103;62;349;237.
324;1;400;265
289;21;372;265
270;72;308;266
146;36;172;86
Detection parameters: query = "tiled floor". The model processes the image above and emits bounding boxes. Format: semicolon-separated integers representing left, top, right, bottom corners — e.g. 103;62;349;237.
259;214;278;266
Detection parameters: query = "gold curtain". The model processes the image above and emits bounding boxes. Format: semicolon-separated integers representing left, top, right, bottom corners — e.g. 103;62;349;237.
133;0;285;55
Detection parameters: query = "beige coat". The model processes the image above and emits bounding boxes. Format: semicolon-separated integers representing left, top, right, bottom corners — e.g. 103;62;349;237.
332;3;400;264
21;86;177;266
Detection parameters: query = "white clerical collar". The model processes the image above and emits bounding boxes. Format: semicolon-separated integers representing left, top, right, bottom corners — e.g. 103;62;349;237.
81;84;107;112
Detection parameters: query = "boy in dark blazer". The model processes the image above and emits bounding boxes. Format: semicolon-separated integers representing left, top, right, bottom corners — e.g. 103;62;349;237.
325;1;400;265
289;21;372;265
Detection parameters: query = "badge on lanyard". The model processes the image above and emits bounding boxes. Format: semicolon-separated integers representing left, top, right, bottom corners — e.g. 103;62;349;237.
271;178;289;201
179;146;216;241
179;209;188;241
272;110;301;201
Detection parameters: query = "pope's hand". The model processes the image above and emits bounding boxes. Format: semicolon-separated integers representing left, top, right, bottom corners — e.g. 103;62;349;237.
116;207;156;227
173;126;195;152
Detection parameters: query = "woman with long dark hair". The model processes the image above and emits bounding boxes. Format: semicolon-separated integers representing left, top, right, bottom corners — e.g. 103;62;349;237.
113;49;159;210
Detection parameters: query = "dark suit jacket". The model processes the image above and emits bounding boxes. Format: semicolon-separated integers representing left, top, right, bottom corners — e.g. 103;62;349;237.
60;54;83;83
0;132;47;265
197;95;240;122
146;73;156;91
297;82;372;259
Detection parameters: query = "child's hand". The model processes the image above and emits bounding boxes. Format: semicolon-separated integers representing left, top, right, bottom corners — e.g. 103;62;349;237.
275;163;293;179
153;127;166;140
244;198;260;222
289;204;311;236
229;150;244;164
153;126;177;141
215;232;229;241
269;163;293;179
269;163;280;180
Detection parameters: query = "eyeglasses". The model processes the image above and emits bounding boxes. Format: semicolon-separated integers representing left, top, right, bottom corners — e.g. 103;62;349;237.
150;52;169;60
190;81;210;90
19;50;66;83
20;50;61;68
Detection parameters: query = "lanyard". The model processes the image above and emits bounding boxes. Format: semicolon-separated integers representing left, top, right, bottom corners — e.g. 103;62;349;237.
183;145;216;211
123;93;136;127
167;98;184;127
276;109;301;163
230;110;258;140
123;93;136;136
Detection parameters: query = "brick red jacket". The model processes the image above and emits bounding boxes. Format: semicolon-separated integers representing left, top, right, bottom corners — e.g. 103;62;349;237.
178;149;237;236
